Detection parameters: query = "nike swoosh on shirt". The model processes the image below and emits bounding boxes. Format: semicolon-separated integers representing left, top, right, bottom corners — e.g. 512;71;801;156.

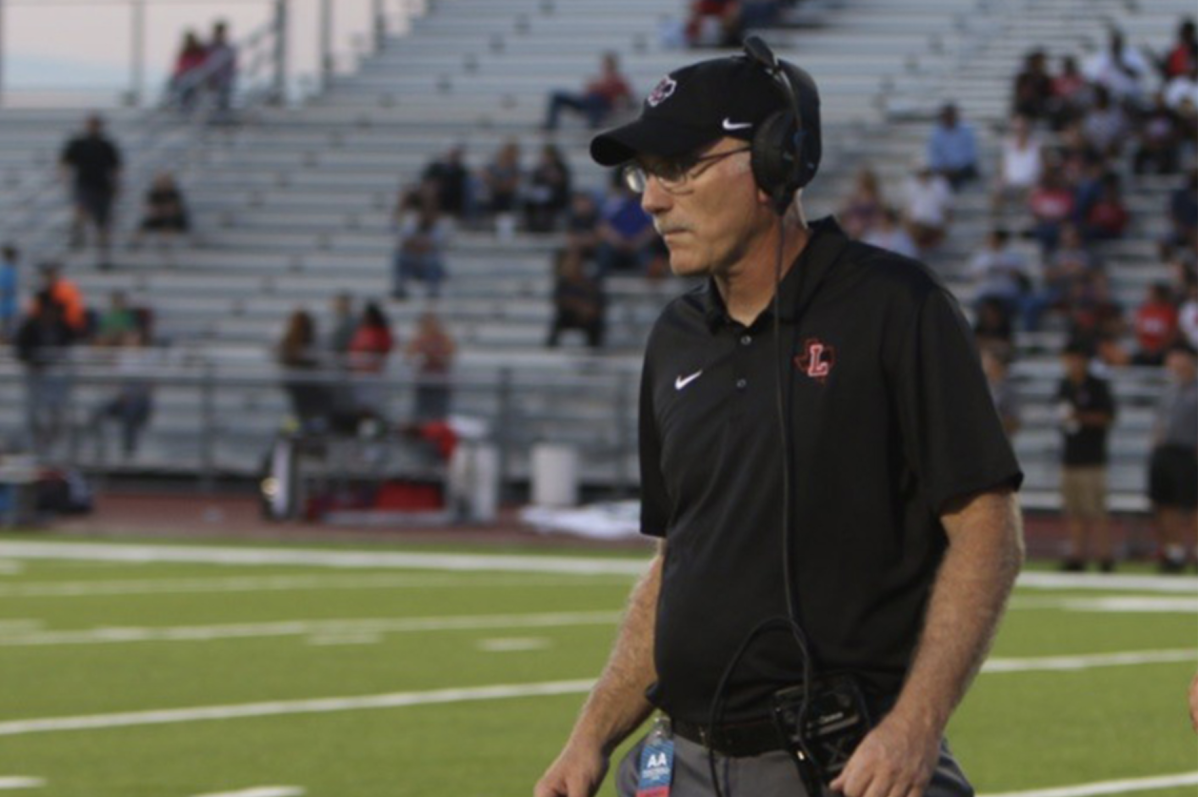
722;118;753;131
675;370;703;390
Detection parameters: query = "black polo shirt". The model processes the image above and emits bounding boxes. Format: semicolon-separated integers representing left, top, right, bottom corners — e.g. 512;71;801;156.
1055;374;1115;466
638;217;1022;724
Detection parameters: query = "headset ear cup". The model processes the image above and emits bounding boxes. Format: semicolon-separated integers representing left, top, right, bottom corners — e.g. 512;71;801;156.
751;110;797;211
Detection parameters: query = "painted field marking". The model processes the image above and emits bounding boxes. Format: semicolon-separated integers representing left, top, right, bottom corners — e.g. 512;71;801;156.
0;561;24;575
983;649;1196;673
1017;571;1196;594
0;610;623;647
1009;596;1197;613
191;788;304;797
477;637;552;652
980;771;1197;797
0;573;634;599
0;778;44;790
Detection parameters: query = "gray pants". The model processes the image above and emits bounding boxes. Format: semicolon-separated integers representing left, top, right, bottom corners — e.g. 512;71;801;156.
616;731;973;797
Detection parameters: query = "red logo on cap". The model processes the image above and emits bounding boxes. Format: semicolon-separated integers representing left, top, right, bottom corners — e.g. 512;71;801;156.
647;76;677;107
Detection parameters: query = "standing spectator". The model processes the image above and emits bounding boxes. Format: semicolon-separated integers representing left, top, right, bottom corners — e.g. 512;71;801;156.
277;309;331;429
981;344;1021;437
91;329;154;457
1012;50;1054;121
392;203;450;300
1056;341;1117;572
347;302;393;420
547;246;606;349
1084;28;1151;103
524;143;573;233
131;172;190;249
837;167;886;240
925;102;979;190
59;114;122;269
543;52;634;131
405;311;456;422
421;146;473;220
0;245;18;342
205;21;237;112
1147;341;1197;573
15;292;76;459
902;162;953;252
992;115;1043;217
1132;283;1180;366
481;140;522;237
327;292;357;356
595;173;657;276
168;30;208;110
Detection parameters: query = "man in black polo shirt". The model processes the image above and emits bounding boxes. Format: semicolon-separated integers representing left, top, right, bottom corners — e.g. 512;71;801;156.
535;49;1024;797
59;114;122;268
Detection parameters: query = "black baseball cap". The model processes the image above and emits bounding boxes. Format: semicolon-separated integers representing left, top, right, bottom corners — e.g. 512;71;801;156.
590;54;821;170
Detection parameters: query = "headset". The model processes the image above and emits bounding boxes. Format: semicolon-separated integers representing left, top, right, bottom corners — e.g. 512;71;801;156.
743;35;819;215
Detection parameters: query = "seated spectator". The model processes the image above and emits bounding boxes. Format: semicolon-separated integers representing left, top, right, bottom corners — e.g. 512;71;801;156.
565;190;602;259
1163;167;1197;258
131;172;189;248
1083;172;1129;241
347;302;393;420
974;297;1015;350
543;52;634;131
392;202;450;300
0;245;17;343
595;173;657;276
205;21;237;112
327;292;357;356
481;140;522;237
421;146;473;220
277;308;332;429
926;103;979;190
1164;64;1198;115
1065;272;1126;367
1083;28;1151;104
1081;86;1129;157
1155;18;1197;81
1132;283;1180;366
32;262;87;335
1018;223;1095;330
1050;55;1092;128
524;143;572;233
685;0;742;48
862;206;918;259
1134;93;1185;175
405;311;456;422
91;329;154;457
168;31;207;110
15;291;76;458
1012;50;1054;121
94;290;139;346
1027;165;1076;255
1053;121;1101;186
901;163;953;252
837;167;885;240
1180;272;1198;349
969;228;1031;310
992;115;1043;217
980;343;1021;437
547;246;606;349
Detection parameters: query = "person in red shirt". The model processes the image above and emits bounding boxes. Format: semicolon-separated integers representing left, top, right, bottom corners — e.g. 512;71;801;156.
1084;173;1129;240
1132;283;1180;365
347;302;393;420
169;30;208;109
1028;166;1075;254
543;52;633;130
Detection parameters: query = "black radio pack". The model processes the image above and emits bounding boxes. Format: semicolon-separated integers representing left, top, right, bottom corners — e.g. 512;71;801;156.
771;673;872;781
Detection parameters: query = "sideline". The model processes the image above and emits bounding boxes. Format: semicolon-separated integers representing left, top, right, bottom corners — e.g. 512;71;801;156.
0;778;44;791
980;772;1198;797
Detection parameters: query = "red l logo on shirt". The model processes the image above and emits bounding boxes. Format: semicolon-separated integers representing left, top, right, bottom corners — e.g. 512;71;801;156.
794;338;836;384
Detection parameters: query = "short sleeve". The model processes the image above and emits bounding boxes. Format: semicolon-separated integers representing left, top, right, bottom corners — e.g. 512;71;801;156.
638;348;670;538
892;287;1023;514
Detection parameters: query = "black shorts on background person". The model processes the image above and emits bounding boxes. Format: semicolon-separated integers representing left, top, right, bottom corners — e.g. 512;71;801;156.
535;41;1024;797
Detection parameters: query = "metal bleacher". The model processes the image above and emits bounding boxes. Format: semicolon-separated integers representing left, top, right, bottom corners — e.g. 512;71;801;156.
0;0;1191;511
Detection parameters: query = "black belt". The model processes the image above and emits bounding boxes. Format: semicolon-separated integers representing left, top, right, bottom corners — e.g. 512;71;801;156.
671;716;787;758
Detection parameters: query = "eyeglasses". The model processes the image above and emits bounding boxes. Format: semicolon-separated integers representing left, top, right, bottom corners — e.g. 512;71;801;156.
621;146;752;194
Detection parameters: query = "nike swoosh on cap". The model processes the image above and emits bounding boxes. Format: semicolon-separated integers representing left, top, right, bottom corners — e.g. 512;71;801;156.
722;118;753;131
675;370;703;390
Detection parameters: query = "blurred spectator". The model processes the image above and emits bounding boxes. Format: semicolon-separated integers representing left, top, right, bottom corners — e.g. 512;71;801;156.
1163;64;1198;115
91;329;154;457
33;263;87;335
1065;272;1126;368
205;21;237;112
1084;28;1151;103
565;191;602;258
131;172;190;248
837;167;886;240
1148;340;1197;573
543;52;634;131
1027;165;1076;255
547;246;606;349
974;296;1015;350
1050;55;1092;128
991;115;1043;216
347;302;393;420
524;143;572;233
738;0;783;29
1083;172;1129;241
596;173;657;276
1056;340;1117;572
0;245;17;342
1019;224;1096;331
1012;50;1054;121
901;163;953;252
277;308;332;429
94;290;139;346
685;0;742;48
969;228;1031;310
1155;18;1197;81
1164;167;1198;257
168;30;207;110
59;114;122;269
1134;93;1185;175
980;343;1021;437
392;203;450;300
1053;121;1101;187
327;292;357;355
862;206;918;259
1132;283;1180;366
1081;86;1129;157
482;140;523;237
1178;272;1197;349
15;291;76;458
421;146;473;220
405;311;457;422
925;103;979;190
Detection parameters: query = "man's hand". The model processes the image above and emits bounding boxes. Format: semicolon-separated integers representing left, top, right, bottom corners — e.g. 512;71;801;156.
534;739;610;797
829;712;940;797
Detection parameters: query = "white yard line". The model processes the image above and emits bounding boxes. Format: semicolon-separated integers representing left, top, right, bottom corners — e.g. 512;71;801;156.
1008;596;1197;613
980;772;1198;797
0;610;622;647
190;788;304;797
1016;571;1197;594
983;649;1197;673
0;779;43;791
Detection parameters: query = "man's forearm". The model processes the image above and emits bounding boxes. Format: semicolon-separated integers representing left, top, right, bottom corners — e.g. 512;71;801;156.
891;490;1024;735
568;551;662;755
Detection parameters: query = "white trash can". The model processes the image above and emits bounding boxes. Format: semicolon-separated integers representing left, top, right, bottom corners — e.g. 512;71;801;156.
531;443;580;507
449;443;500;522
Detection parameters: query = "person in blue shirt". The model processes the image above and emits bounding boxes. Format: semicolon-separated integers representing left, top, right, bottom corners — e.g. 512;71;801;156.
926;103;979;191
0;245;18;342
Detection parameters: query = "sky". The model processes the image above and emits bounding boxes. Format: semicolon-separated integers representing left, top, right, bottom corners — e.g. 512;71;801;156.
1;0;414;106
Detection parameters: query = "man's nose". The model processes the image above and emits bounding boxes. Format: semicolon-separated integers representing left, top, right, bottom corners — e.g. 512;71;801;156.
640;176;672;215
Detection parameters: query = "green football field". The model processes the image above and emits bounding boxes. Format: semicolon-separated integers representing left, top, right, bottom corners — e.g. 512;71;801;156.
0;535;1195;797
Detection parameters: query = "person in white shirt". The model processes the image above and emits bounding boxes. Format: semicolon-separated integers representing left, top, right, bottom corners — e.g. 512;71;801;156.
902;163;953;252
992;115;1043;217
